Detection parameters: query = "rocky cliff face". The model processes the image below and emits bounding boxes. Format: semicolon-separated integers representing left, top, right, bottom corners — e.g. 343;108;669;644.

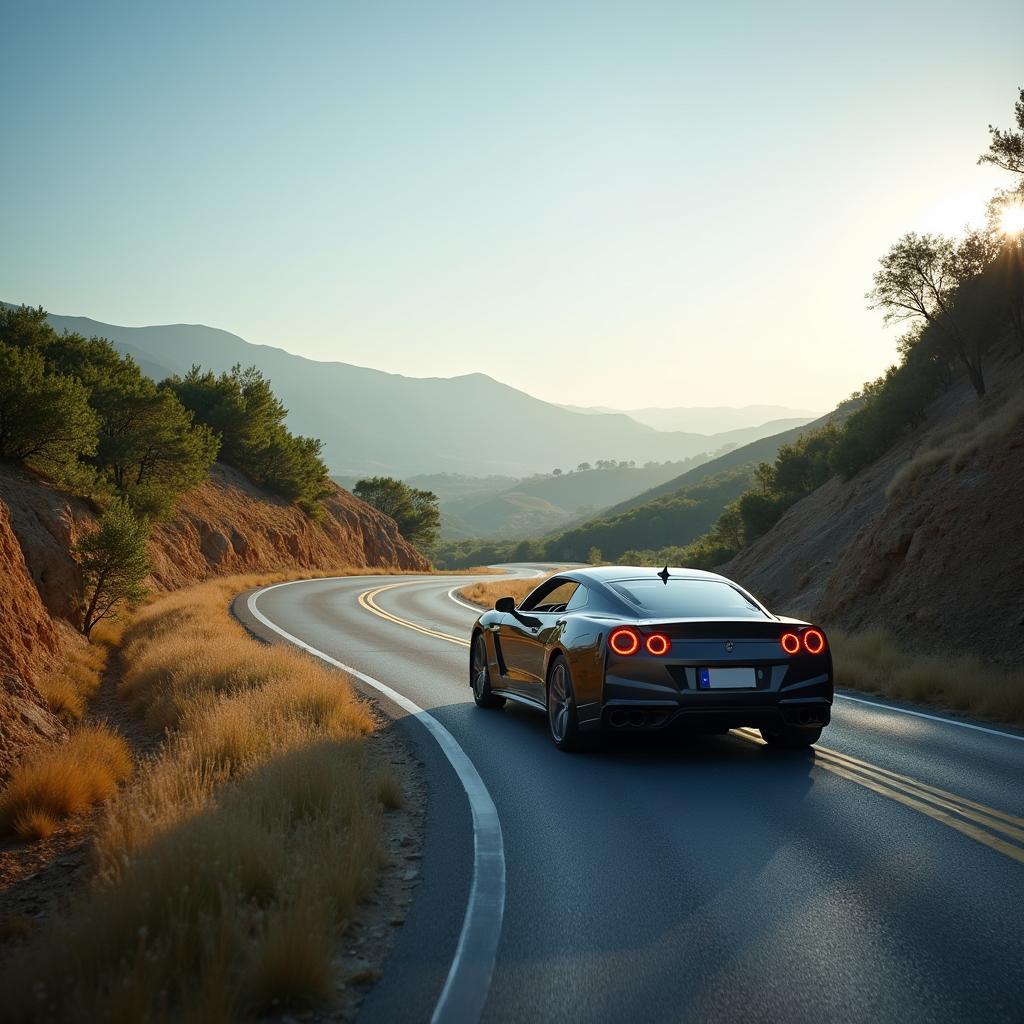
722;347;1024;666
0;500;68;782
0;499;62;681
147;464;427;587
0;463;427;617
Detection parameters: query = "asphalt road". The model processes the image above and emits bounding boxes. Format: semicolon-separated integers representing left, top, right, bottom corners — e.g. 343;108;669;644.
237;566;1024;1024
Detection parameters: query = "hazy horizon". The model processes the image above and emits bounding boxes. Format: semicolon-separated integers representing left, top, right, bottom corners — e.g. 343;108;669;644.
3;0;1022;410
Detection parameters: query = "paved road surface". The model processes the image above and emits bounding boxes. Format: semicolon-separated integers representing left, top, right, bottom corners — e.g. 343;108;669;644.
236;567;1024;1024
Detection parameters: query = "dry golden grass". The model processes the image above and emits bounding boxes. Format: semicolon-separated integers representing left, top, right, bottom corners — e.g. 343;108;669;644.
35;641;110;723
831;627;1024;725
0;725;132;840
1;570;403;1021
458;572;556;609
887;386;1024;498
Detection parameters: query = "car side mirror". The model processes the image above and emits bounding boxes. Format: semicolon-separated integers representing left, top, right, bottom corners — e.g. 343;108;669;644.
495;596;516;613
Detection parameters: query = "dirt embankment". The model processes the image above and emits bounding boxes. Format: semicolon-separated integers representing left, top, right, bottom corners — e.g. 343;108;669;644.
722;346;1024;667
0;502;67;782
0;462;427;629
0;462;427;773
147;463;427;588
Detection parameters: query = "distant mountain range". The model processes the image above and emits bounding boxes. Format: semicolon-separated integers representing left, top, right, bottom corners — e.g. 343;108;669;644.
560;403;819;434
14;304;814;478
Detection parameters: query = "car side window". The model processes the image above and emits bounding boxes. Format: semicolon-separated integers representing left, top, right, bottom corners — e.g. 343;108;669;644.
521;578;579;612
565;584;589;610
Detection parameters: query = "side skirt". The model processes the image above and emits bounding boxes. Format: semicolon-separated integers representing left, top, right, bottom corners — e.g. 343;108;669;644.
491;690;546;713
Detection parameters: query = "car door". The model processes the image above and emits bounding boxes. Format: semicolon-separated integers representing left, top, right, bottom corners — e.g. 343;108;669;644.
508;579;582;702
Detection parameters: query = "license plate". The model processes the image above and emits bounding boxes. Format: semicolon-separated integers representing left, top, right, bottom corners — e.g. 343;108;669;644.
698;667;756;689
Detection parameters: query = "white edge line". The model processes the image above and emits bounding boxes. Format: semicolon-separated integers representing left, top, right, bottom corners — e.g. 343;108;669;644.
835;692;1024;743
246;579;505;1024
448;587;488;613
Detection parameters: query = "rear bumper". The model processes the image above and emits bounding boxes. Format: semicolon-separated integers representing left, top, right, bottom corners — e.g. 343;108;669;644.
595;698;831;733
582;661;833;734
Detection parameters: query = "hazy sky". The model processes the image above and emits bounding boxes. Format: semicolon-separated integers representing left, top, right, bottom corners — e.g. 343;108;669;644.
2;1;1021;412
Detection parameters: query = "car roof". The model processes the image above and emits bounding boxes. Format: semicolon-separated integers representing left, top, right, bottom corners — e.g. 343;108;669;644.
556;565;732;585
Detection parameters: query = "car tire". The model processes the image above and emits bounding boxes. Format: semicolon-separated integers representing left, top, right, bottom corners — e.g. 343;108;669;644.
546;655;590;752
471;633;505;709
759;724;822;749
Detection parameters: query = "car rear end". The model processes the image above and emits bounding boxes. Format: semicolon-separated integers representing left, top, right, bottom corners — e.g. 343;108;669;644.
600;618;833;736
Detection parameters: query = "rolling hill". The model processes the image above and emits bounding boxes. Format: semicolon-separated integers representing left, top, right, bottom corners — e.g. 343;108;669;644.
534;403;860;562
18;305;812;479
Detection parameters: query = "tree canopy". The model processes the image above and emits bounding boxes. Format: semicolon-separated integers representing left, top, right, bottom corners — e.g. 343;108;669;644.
353;476;440;551
167;365;331;514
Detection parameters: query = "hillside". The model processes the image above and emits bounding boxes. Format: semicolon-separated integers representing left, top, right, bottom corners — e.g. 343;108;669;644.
721;345;1024;667
28;307;808;478
435;458;714;538
542;467;756;562
601;403;859;518
0;462;426;680
526;403;859;562
3;463;426;614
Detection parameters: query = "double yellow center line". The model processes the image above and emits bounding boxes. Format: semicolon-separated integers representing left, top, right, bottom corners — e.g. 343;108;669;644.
358;581;1024;865
359;581;471;647
735;729;1024;864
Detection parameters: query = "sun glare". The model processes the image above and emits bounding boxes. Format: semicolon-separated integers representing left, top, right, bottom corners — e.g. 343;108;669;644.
998;202;1024;236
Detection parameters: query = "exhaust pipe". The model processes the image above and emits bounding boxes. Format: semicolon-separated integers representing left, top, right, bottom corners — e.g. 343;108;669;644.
628;711;646;728
609;710;629;728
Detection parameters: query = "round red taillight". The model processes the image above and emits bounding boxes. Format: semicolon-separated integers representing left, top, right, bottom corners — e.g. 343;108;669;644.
780;632;801;655
802;628;826;655
609;627;640;656
645;633;670;656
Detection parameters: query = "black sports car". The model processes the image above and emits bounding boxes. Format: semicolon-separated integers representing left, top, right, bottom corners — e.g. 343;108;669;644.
469;566;833;751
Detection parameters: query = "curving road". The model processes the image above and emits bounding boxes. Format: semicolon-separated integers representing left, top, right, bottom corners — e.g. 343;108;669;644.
236;567;1024;1024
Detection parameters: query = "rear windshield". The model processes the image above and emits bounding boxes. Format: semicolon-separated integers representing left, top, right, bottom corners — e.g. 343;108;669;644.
608;578;767;619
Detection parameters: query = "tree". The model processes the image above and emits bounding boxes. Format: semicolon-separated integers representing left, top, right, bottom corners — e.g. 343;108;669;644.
753;462;776;496
353;477;440;551
406;487;441;549
715;503;744;549
576;462;592;472
867;231;998;397
586;547;602;564
97;381;219;517
978;87;1024;182
0;342;99;470
75;501;151;638
0;304;55;350
167;365;330;513
552;468;562;476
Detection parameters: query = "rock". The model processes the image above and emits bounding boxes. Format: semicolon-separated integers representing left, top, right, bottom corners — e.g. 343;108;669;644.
0;674;68;784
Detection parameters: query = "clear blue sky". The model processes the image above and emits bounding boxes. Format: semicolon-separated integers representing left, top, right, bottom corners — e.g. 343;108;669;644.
2;0;1021;411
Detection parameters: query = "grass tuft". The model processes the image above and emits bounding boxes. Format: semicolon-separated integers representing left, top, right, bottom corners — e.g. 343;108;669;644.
0;725;132;838
831;627;1024;724
35;642;110;723
458;572;557;610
